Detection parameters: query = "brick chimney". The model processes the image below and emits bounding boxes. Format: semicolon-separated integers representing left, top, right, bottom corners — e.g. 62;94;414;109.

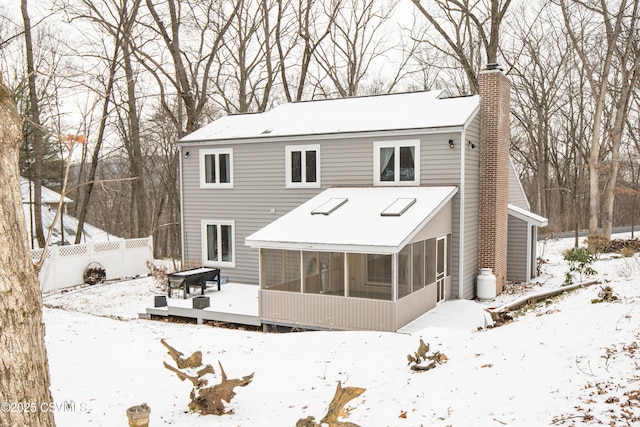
478;65;510;294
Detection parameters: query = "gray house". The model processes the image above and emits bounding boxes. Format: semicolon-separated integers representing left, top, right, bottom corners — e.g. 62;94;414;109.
176;68;547;331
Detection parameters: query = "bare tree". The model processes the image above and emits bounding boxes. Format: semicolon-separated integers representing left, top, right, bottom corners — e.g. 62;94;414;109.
411;0;513;93
600;6;640;238
0;75;55;427
558;0;640;239
214;0;278;113
275;0;341;101
21;0;46;248
137;0;242;137
505;4;571;220
65;0;133;243
312;0;400;97
118;0;149;237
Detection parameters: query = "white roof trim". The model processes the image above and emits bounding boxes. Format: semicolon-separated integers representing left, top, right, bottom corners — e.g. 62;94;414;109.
508;204;548;227
245;186;458;254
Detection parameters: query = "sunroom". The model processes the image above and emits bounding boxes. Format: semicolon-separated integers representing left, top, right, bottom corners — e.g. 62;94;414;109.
245;186;457;332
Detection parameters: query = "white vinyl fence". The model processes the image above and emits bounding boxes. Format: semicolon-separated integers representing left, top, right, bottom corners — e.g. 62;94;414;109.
32;237;153;293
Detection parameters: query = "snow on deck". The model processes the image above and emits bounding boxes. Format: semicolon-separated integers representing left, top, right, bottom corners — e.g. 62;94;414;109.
161;283;259;317
397;299;490;335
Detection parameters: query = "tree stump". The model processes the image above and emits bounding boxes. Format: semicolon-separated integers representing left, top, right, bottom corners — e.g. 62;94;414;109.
297;381;366;427
161;339;253;415
407;338;448;372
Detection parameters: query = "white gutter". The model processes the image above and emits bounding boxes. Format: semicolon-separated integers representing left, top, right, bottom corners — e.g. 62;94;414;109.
458;127;466;299
177;125;467;146
178;145;186;266
458;105;480;299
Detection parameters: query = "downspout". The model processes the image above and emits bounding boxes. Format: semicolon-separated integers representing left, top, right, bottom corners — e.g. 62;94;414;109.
392;252;398;301
178;145;186;267
458;128;466;299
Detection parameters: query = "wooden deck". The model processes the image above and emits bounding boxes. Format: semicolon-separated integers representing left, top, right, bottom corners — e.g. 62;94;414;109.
144;283;260;326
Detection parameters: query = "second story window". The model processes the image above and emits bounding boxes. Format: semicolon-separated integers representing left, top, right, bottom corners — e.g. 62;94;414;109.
374;140;420;185
286;145;320;188
200;148;233;189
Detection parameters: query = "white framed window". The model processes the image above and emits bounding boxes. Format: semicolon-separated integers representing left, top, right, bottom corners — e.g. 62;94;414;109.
200;148;233;188
201;220;235;267
285;144;320;188
373;140;420;185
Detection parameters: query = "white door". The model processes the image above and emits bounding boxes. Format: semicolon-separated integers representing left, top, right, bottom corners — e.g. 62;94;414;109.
436;237;446;303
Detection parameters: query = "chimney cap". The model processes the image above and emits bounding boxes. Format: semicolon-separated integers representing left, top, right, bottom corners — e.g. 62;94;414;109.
485;63;504;71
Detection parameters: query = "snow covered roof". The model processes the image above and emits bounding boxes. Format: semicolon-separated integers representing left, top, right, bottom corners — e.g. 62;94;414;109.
245;186;458;254
23;204;121;248
508;204;548;227
180;91;480;143
21;177;73;204
21;177;119;247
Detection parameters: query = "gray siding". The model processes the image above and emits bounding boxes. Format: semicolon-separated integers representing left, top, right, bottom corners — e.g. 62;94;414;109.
460;115;481;299
260;290;397;331
508;159;530;209
259;281;440;332
181;131;467;286
507;215;529;282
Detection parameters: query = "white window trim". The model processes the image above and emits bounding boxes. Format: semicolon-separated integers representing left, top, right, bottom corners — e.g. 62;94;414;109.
201;220;236;268
285;144;321;188
199;148;234;189
373;140;420;186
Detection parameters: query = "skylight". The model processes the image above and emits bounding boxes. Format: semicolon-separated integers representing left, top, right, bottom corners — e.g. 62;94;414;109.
311;198;348;215
381;198;416;216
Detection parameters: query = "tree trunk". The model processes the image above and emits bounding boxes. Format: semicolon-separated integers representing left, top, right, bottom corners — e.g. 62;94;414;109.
121;2;148;237
601;1;640;239
21;0;46;248
74;28;122;243
0;78;56;427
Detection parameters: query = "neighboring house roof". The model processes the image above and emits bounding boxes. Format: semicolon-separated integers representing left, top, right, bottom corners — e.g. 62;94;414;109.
23;204;120;248
180;90;480;143
20;177;72;204
245;186;458;254
21;177;120;248
508;204;548;227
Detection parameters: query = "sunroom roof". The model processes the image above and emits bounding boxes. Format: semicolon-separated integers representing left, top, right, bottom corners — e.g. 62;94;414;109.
245;186;458;254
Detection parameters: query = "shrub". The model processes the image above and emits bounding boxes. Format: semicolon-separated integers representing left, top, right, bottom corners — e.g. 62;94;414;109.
619;247;636;258
591;285;618;304
563;247;597;286
586;234;610;256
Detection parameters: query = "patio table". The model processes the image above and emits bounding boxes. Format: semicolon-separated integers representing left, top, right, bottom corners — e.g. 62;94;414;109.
167;267;221;299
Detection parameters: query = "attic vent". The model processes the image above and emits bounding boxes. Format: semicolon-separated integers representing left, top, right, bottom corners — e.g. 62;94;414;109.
261;129;273;134
311;198;348;215
381;198;416;216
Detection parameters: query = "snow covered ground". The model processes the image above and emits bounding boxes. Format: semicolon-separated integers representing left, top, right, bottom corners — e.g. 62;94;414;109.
42;233;640;426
